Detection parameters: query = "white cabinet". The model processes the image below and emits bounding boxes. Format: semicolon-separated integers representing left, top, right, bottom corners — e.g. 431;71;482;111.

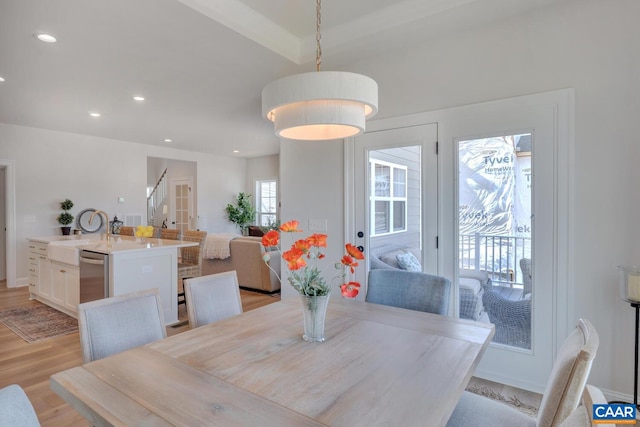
26;240;48;297
48;262;79;315
27;239;80;317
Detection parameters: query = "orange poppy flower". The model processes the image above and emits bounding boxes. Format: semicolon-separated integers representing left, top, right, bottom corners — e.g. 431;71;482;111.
345;243;364;260
340;282;361;298
293;239;311;253
282;247;306;270
280;220;303;232
261;230;279;247
341;255;359;273
306;233;327;248
286;257;306;270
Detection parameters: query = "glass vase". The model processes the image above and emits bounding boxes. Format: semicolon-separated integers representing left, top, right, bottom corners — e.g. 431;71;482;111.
300;294;330;342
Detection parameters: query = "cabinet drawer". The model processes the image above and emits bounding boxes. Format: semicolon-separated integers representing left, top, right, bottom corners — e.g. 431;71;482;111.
28;242;48;256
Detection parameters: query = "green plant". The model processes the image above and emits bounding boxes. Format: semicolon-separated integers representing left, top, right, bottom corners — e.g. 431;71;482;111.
225;192;256;233
260;219;281;234
57;199;74;226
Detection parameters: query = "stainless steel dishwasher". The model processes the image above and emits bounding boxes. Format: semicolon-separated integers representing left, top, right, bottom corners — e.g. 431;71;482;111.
79;250;109;303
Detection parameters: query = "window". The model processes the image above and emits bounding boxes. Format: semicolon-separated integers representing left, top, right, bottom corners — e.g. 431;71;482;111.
370;160;407;235
256;179;277;227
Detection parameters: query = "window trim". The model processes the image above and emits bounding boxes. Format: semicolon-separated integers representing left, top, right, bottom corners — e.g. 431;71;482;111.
369;159;408;236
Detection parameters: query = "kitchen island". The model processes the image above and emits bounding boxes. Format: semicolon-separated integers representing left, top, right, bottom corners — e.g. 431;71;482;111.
27;235;197;325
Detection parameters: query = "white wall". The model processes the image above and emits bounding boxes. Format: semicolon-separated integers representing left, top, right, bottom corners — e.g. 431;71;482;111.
0;122;246;283
280;0;640;398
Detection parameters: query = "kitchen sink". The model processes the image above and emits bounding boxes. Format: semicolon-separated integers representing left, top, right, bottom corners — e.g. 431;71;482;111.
47;239;102;266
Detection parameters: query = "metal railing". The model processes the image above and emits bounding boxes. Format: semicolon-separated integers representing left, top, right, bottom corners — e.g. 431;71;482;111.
459;232;531;287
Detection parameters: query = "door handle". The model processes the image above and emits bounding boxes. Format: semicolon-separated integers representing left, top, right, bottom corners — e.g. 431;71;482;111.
357;231;364;238
357;245;364;252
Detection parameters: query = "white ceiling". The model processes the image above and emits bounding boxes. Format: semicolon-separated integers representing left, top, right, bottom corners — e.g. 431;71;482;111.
0;0;566;158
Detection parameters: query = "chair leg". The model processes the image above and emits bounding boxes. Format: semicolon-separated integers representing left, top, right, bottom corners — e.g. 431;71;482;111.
178;278;191;306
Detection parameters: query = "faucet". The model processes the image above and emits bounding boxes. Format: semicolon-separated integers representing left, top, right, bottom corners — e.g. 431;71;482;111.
89;210;110;241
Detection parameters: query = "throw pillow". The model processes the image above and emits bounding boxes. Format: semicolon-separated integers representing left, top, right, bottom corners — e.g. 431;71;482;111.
396;252;421;272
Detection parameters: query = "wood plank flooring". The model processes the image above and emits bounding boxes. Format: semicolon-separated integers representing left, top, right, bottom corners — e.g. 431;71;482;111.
0;280;279;426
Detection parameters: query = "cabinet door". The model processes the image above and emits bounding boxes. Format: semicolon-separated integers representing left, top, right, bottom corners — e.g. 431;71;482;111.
65;268;80;313
38;259;52;298
51;264;67;305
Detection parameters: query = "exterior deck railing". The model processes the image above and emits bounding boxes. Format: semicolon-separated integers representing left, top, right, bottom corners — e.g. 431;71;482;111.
459;233;531;287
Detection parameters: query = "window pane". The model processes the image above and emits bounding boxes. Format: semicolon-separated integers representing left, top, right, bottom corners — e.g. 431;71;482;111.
393;201;405;231
394;169;406;197
375;201;390;234
375;165;390;197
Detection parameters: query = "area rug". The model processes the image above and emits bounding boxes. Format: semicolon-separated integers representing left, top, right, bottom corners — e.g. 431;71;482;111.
465;384;539;417
0;304;78;343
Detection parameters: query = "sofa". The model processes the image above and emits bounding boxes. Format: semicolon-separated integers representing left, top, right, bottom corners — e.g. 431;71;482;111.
369;244;490;320
201;236;281;293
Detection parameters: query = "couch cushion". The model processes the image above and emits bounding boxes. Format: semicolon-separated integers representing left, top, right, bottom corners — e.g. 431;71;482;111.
459;277;482;294
396;252;422;272
378;249;406;269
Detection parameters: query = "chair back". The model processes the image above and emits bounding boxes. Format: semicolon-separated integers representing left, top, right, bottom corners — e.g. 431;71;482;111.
366;269;451;315
482;289;532;348
77;289;167;363
536;319;599;427
160;228;180;240
520;258;532;298
184;271;243;328
178;230;207;278
558;384;614;427
0;384;40;426
118;226;134;236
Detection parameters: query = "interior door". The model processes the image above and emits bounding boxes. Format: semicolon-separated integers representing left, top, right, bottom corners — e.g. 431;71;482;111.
350;124;438;297
171;178;193;235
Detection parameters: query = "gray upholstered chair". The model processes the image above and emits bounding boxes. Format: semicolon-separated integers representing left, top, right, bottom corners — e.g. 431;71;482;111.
558;384;614;427
0;384;40;427
366;269;451;315
483;288;532;348
77;288;167;363
520;257;532;299
184;271;243;328
446;319;599;427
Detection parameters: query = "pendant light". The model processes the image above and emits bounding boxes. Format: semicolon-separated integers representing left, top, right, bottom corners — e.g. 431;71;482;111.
262;0;378;141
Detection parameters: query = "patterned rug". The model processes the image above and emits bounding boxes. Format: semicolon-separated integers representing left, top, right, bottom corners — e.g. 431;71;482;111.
465;384;539;417
0;304;78;343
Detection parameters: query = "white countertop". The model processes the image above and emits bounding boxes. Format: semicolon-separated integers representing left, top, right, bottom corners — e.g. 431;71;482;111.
29;234;197;255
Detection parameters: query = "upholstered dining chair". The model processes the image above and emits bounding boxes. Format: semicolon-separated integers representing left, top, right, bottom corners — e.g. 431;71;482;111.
366;269;451;315
0;384;40;426
558;384;614;427
118;225;134;236
184;271;243;328
446;318;599;427
177;230;208;306
159;228;180;240
77;288;167;363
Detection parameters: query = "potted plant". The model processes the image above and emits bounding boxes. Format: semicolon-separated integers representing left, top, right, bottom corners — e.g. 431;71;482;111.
57;198;74;235
225;192;256;235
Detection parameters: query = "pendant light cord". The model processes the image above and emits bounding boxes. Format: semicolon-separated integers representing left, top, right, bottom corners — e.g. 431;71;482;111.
316;0;322;72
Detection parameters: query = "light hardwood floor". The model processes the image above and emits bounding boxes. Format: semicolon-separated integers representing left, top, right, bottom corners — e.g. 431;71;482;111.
0;280;280;426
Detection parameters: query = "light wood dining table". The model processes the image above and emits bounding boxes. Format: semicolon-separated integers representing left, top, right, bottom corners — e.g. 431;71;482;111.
51;296;494;426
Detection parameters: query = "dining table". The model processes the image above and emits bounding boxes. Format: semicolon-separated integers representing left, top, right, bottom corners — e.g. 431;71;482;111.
51;296;495;426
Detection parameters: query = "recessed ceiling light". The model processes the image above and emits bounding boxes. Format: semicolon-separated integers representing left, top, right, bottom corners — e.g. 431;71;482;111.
0;76;5;82
34;33;57;43
133;96;145;101
232;150;240;153
89;112;101;117
164;139;172;143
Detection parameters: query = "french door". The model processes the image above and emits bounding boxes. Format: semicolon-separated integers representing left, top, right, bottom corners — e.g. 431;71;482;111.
348;90;572;392
350;124;438;297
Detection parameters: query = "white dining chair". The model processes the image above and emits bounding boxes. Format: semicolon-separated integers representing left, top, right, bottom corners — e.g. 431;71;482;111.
0;384;40;426
558;384;614;427
184;271;243;328
446;318;599;427
77;288;167;363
